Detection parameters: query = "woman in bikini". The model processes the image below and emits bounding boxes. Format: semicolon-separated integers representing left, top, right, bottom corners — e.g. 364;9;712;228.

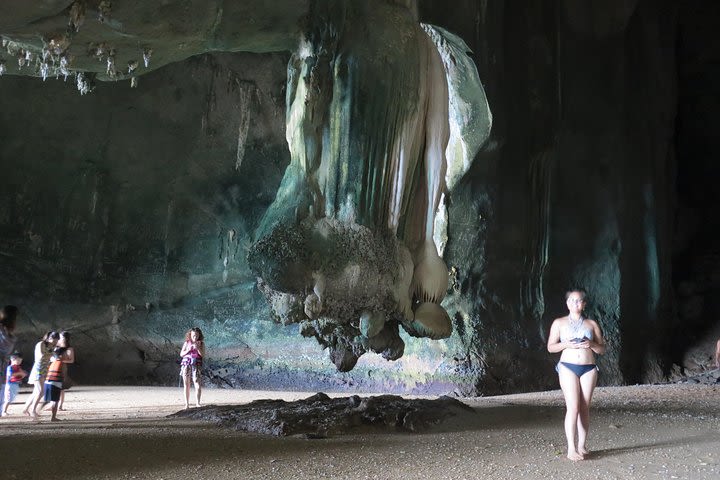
547;288;606;461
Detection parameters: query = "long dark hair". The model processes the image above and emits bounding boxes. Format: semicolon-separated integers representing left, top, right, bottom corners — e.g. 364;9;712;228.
59;331;72;347
44;331;60;345
184;327;204;343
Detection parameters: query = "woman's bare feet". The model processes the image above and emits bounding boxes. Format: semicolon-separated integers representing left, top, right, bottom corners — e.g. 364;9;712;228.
578;447;590;457
567;450;584;461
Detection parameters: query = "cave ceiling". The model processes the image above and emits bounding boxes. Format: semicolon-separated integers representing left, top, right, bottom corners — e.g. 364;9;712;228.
0;0;492;372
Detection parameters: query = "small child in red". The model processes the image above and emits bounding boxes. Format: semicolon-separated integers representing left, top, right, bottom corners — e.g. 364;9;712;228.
2;352;27;416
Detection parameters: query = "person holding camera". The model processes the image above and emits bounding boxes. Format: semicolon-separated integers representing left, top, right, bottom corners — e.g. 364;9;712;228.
547;288;606;461
180;327;205;409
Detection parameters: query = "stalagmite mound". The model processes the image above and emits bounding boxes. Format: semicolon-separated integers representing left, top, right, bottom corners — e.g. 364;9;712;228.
171;392;475;436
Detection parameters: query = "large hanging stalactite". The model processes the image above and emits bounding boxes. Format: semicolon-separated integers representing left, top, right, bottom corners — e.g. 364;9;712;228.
248;0;491;370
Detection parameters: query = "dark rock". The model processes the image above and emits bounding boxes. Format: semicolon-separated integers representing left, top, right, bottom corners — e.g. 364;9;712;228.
171;393;475;436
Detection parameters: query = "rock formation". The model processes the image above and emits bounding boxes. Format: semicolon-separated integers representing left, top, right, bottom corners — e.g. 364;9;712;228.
1;0;718;394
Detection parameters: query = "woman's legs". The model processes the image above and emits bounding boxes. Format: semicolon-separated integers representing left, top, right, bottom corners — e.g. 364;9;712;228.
558;365;583;461
22;382;41;415
576;369;598;455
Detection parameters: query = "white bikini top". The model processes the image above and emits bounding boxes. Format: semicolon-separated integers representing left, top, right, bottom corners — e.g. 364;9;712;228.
560;318;594;343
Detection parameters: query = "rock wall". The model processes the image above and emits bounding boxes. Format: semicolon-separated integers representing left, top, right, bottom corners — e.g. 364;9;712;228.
420;0;719;391
0;53;296;386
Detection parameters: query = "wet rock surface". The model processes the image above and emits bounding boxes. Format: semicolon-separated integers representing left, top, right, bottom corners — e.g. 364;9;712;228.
676;368;720;385
171;392;474;436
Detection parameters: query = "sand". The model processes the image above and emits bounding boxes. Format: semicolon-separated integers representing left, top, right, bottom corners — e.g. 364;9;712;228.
1;384;718;480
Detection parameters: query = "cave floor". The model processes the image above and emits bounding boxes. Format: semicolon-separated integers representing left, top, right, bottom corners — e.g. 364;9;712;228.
1;384;718;480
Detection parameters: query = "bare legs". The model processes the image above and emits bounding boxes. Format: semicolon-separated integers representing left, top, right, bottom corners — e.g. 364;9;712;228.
182;375;191;409
576;371;596;455
558;365;597;461
193;377;202;407
182;367;202;409
22;382;42;418
44;401;59;421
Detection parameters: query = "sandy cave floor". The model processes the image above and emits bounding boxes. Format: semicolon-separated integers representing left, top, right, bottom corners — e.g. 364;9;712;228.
0;384;718;480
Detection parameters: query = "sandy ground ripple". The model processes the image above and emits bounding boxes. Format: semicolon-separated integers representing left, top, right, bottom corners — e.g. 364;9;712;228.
1;384;718;480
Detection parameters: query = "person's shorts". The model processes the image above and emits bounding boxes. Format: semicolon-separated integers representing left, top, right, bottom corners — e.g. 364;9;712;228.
180;364;202;385
43;383;62;403
28;363;46;385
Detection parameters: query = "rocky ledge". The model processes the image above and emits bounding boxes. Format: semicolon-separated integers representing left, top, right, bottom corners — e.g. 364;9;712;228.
170;393;474;437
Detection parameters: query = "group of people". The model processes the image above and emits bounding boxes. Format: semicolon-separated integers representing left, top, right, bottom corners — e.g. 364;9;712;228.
0;307;76;422
3;296;718;462
0;306;205;419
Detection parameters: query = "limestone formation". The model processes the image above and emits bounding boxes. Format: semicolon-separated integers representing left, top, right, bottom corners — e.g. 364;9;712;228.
3;0;710;394
0;0;491;371
172;392;475;436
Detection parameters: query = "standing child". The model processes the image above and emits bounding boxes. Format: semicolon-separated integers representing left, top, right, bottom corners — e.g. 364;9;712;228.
40;347;67;421
2;352;27;416
180;327;205;409
57;331;75;411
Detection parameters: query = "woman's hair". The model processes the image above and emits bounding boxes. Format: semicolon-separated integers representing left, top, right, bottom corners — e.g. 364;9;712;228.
44;331;60;343
59;331;71;347
565;288;588;301
185;327;204;342
0;305;18;332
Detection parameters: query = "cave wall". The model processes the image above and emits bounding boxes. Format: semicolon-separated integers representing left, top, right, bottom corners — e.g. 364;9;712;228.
1;0;717;394
0;53;298;386
0;51;480;394
419;0;713;391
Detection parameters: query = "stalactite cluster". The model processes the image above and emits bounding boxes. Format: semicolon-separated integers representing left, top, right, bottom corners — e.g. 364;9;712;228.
249;1;491;370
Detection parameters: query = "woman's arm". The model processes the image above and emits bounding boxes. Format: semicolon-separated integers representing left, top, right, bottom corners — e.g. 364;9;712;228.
63;347;75;364
180;341;191;356
34;341;43;362
547;320;568;353
588;320;606;355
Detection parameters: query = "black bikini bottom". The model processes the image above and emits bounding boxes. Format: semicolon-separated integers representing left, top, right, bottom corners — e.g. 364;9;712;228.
557;362;597;377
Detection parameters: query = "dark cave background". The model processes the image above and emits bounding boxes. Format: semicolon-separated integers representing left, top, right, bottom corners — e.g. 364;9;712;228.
0;0;718;395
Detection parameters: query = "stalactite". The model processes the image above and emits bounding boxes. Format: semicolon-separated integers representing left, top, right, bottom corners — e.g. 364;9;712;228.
249;1;490;370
